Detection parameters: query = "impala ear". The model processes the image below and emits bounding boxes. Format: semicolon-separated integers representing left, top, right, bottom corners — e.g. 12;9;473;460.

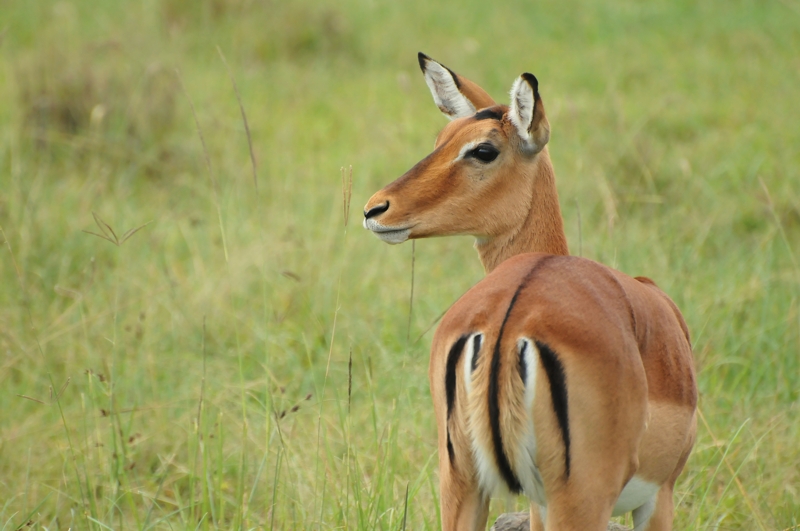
509;73;550;153
418;52;496;120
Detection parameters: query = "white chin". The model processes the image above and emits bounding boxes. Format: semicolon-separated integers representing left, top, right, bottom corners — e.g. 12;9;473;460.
372;229;410;245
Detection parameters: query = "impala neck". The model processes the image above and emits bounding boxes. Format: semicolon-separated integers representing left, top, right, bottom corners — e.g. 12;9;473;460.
475;148;569;273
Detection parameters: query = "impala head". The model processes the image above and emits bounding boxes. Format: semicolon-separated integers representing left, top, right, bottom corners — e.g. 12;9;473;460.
363;52;552;250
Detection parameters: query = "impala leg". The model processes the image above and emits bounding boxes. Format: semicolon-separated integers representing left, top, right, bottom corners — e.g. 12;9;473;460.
542;491;613;531
431;356;489;530
632;482;674;531
439;470;489;531
529;502;546;531
634;412;694;531
538;397;643;529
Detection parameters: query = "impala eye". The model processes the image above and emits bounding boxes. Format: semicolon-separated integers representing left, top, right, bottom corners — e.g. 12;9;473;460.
467;143;499;163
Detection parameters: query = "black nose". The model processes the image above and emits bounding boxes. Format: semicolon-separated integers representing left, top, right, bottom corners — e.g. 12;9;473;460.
364;201;390;219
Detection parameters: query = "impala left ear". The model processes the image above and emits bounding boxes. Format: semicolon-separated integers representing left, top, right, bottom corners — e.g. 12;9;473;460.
509;73;550;154
418;52;496;120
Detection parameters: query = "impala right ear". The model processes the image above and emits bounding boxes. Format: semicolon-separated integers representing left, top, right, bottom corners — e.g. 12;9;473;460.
418;52;496;120
509;73;550;154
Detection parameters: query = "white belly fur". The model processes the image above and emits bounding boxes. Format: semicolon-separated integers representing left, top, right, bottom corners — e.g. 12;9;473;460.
612;476;660;515
520;474;658;518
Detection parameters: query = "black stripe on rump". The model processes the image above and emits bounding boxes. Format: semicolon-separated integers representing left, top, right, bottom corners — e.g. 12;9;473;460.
446;334;471;420
445;334;471;465
517;340;528;383
536;340;571;478
471;333;483;372
489;256;554;494
447;435;455;463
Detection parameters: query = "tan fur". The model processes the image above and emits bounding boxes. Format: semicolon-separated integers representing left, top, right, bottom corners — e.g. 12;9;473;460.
431;255;696;531
365;56;697;531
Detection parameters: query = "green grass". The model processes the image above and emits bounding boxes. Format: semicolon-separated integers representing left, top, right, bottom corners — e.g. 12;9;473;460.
0;0;798;529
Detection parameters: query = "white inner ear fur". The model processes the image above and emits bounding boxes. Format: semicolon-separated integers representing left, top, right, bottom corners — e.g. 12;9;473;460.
509;76;536;149
423;60;476;120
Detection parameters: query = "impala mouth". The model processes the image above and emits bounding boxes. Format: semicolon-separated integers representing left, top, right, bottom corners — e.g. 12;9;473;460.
363;218;412;244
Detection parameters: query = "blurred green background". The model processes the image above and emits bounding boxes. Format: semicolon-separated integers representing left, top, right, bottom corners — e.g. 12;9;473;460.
0;0;798;529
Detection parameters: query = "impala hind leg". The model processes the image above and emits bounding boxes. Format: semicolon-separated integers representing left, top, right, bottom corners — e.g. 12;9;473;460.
633;414;694;531
632;482;674;531
530;502;546;531
542;493;614;531
439;472;490;531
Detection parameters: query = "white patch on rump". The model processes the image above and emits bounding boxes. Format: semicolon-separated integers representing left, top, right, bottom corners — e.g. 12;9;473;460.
468;336;547;502
514;338;546;505
467;330;502;496
462;332;483;395
470;434;503;497
518;338;537;410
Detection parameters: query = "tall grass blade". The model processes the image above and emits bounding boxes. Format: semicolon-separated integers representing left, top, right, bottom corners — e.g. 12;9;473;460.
400;483;409;531
11;494;51;531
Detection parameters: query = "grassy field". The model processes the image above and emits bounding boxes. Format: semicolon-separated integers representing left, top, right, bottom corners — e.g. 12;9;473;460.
1;0;799;529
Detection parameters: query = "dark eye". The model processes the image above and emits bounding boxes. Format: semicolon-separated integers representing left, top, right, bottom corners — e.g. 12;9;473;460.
467;143;499;163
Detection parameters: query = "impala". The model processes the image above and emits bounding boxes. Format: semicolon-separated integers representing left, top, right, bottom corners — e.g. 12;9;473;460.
363;54;697;531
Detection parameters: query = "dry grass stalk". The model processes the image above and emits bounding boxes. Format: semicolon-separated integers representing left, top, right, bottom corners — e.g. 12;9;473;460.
413;305;450;346
341;165;353;227
217;45;258;191
697;408;769;531
176;68;229;263
347;349;353;414
176;69;217;191
407;241;415;342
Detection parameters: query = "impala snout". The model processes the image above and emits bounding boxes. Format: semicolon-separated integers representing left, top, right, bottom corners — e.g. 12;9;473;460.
363;196;412;245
